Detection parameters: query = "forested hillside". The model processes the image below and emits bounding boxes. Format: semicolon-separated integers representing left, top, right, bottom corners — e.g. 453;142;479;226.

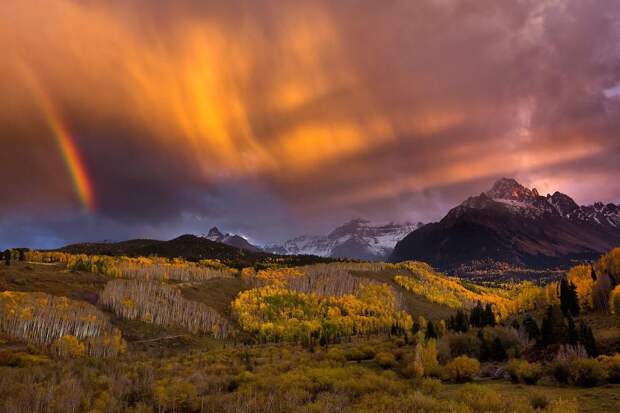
0;247;619;412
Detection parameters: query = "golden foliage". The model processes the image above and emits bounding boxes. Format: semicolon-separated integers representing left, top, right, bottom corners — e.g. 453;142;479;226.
232;282;412;344
394;262;558;318
444;356;480;382
407;339;439;378
568;265;594;311
0;291;124;357
51;335;85;358
609;286;620;315
595;247;620;280
25;251;237;282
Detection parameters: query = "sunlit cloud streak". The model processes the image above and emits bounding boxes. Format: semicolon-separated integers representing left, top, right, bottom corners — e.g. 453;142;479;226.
0;0;619;246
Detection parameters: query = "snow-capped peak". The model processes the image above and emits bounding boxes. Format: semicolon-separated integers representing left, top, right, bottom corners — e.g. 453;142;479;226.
264;219;422;260
455;178;620;229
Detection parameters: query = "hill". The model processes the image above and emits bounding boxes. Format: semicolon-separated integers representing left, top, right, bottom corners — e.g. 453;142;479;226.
391;178;620;271
58;234;332;268
2;248;620;412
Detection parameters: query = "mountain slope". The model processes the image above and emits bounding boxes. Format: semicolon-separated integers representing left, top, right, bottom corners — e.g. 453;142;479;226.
265;219;420;260
390;178;620;270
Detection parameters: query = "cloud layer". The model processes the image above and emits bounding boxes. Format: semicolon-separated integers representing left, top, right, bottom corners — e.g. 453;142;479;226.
1;0;619;248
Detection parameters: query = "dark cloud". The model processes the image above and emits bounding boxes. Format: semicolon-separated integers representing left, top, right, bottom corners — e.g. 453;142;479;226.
0;0;619;248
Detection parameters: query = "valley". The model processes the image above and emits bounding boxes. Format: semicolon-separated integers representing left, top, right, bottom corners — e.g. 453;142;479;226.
1;244;619;412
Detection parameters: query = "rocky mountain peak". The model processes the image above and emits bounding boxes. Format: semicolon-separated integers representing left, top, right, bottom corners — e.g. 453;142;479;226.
546;191;579;217
485;178;537;202
328;218;371;239
206;227;224;241
391;177;620;270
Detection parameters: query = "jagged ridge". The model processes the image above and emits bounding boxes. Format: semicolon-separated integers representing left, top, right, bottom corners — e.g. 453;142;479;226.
391;178;620;270
265;219;421;260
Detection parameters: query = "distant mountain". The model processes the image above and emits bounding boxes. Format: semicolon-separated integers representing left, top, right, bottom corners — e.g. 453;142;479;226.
58;234;335;268
59;234;266;263
265;219;421;260
390;178;620;270
203;227;261;252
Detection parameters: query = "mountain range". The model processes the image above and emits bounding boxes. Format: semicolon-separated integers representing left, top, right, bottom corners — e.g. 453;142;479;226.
57;178;619;271
390;178;620;270
264;219;421;260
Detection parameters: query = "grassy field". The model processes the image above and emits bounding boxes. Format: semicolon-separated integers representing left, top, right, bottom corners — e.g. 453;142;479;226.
441;380;620;413
0;261;106;303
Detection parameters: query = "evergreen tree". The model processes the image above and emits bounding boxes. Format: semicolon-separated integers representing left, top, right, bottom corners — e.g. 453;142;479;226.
540;305;566;346
566;315;578;344
491;337;507;361
450;310;470;333
425;321;437;339
560;278;570;316
478;331;490;362
568;281;580;316
560;277;580;317
3;250;10;266
511;319;520;331
522;315;540;341
470;302;484;327
483;303;496;327
18;249;25;262
578;321;598;357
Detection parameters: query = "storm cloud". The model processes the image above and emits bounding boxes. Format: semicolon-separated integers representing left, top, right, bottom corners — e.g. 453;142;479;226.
1;0;619;248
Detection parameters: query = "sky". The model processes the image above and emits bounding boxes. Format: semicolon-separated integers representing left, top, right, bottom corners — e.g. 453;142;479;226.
1;0;619;249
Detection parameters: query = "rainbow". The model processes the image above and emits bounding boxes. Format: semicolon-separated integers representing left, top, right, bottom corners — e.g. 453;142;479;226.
38;93;96;212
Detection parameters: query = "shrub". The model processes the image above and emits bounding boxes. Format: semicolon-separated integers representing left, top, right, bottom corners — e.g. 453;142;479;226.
507;359;544;385
528;391;549;410
375;351;396;369
479;326;522;359
456;384;503;411
550;361;571;384
597;354;620;383
445;332;480;358
403;359;424;379
326;348;346;363
345;346;375;362
417;377;442;395
444;356;480;382
568;358;608;387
